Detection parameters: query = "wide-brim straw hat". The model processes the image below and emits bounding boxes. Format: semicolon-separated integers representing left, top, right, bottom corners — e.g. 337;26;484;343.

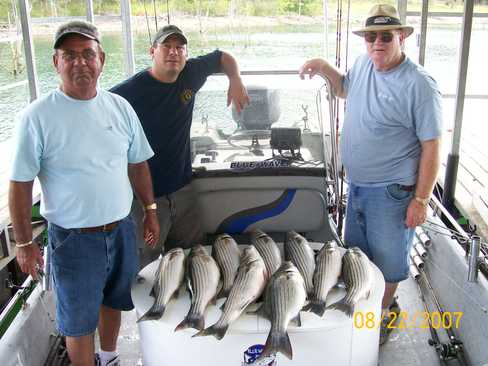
353;4;414;38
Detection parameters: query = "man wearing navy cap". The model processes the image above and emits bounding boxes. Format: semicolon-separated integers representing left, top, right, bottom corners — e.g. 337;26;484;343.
299;4;442;344
9;20;159;366
111;25;249;265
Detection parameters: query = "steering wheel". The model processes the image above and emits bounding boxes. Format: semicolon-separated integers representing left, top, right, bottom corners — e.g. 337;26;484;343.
226;130;271;150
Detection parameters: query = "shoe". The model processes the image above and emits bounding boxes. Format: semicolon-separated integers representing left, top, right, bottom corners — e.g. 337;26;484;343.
379;298;401;346
95;353;121;366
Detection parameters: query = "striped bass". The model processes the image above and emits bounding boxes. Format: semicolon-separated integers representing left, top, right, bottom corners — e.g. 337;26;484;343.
330;247;373;317
250;229;282;278
304;241;342;317
175;245;221;331
212;233;241;298
257;261;307;361
138;248;185;322
284;231;315;297
194;245;267;340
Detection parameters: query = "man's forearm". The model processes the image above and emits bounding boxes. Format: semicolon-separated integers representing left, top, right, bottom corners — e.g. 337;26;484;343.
321;62;346;98
9;181;34;243
128;161;155;206
415;138;441;199
220;52;241;80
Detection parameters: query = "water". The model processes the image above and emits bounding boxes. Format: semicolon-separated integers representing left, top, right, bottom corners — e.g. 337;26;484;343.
0;20;487;143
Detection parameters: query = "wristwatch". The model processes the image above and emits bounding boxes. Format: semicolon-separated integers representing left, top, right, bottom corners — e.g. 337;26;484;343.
143;203;157;211
414;196;430;207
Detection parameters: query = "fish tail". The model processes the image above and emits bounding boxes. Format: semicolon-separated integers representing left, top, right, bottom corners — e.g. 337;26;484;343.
259;330;293;360
137;304;166;323
192;324;228;340
174;313;205;332
303;300;327;317
328;299;354;317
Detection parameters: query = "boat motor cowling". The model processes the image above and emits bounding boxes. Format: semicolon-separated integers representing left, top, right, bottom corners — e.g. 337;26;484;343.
232;85;280;130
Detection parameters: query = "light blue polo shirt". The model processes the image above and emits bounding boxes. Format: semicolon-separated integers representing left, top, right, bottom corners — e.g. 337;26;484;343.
10;88;154;228
340;55;442;186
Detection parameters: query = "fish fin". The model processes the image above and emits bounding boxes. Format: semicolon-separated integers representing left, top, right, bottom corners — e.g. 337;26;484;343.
246;303;269;320
137;304;166;323
303;301;327;317
219;300;227;311
216;287;230;299
174;314;205;332
192;324;228;340
290;313;302;327
328;299;354;317
259;330;293;360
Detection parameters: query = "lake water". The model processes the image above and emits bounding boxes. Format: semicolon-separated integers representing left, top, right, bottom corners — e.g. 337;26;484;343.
0;20;487;144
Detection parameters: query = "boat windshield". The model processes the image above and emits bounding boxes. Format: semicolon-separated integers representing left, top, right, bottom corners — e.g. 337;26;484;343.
190;72;334;175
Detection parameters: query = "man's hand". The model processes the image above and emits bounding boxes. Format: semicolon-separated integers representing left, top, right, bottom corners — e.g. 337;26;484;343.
299;58;327;80
143;211;160;248
405;199;427;228
16;243;44;280
227;76;249;114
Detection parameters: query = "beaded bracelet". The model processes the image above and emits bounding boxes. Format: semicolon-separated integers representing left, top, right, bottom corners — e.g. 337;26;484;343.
15;240;33;248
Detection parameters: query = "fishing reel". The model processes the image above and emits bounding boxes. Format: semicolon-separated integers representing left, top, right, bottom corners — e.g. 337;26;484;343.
428;338;465;361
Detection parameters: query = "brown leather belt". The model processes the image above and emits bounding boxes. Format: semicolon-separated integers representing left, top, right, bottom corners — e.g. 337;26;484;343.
79;221;120;233
398;184;415;192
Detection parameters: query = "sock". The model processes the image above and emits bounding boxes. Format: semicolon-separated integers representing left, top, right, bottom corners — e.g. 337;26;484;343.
98;350;118;366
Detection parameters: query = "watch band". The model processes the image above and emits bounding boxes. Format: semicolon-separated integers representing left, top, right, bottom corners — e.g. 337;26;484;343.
414;196;429;207
144;203;157;211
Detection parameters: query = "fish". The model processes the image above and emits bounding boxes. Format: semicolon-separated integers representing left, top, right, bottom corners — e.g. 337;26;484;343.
284;231;316;297
256;261;307;361
304;241;343;317
138;248;185;322
250;229;282;278
212;233;241;298
329;247;373;317
194;245;267;340
175;245;221;331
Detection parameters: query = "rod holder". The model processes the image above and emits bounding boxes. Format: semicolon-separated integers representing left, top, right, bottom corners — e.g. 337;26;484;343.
415;242;428;259
468;236;481;282
416;228;432;248
411;252;425;270
409;263;421;280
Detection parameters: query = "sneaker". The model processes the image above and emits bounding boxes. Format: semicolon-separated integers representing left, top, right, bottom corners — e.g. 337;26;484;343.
379;298;401;346
95;353;121;366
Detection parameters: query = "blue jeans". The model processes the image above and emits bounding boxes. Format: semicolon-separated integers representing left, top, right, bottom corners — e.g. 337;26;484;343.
344;183;415;283
48;216;138;337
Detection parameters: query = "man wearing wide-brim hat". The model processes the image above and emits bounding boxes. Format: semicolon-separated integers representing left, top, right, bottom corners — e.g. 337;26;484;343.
299;4;442;344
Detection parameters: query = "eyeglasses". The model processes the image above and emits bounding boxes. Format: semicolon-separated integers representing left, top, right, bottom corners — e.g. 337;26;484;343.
59;49;98;62
364;31;395;43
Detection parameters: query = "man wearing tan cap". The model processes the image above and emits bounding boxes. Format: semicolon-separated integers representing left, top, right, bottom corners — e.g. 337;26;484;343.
111;25;249;266
9;20;159;366
299;4;442;344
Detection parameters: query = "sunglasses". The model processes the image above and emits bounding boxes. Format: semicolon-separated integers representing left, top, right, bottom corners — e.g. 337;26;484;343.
364;31;395;43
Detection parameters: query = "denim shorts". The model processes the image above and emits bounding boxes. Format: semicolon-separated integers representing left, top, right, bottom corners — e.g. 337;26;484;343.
344;183;415;283
48;215;138;337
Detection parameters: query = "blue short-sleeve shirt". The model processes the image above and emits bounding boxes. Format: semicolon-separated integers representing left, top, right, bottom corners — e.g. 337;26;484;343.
340;55;443;186
10;88;154;228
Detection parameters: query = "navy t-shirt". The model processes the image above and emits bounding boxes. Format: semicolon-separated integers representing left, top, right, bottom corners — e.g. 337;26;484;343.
110;50;222;197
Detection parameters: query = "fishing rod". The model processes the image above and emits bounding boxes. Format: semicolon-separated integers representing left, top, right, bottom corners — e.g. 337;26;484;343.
415;274;449;366
414;268;471;366
142;0;152;46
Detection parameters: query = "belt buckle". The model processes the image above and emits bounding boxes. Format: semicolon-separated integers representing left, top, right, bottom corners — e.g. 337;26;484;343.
102;224;110;232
